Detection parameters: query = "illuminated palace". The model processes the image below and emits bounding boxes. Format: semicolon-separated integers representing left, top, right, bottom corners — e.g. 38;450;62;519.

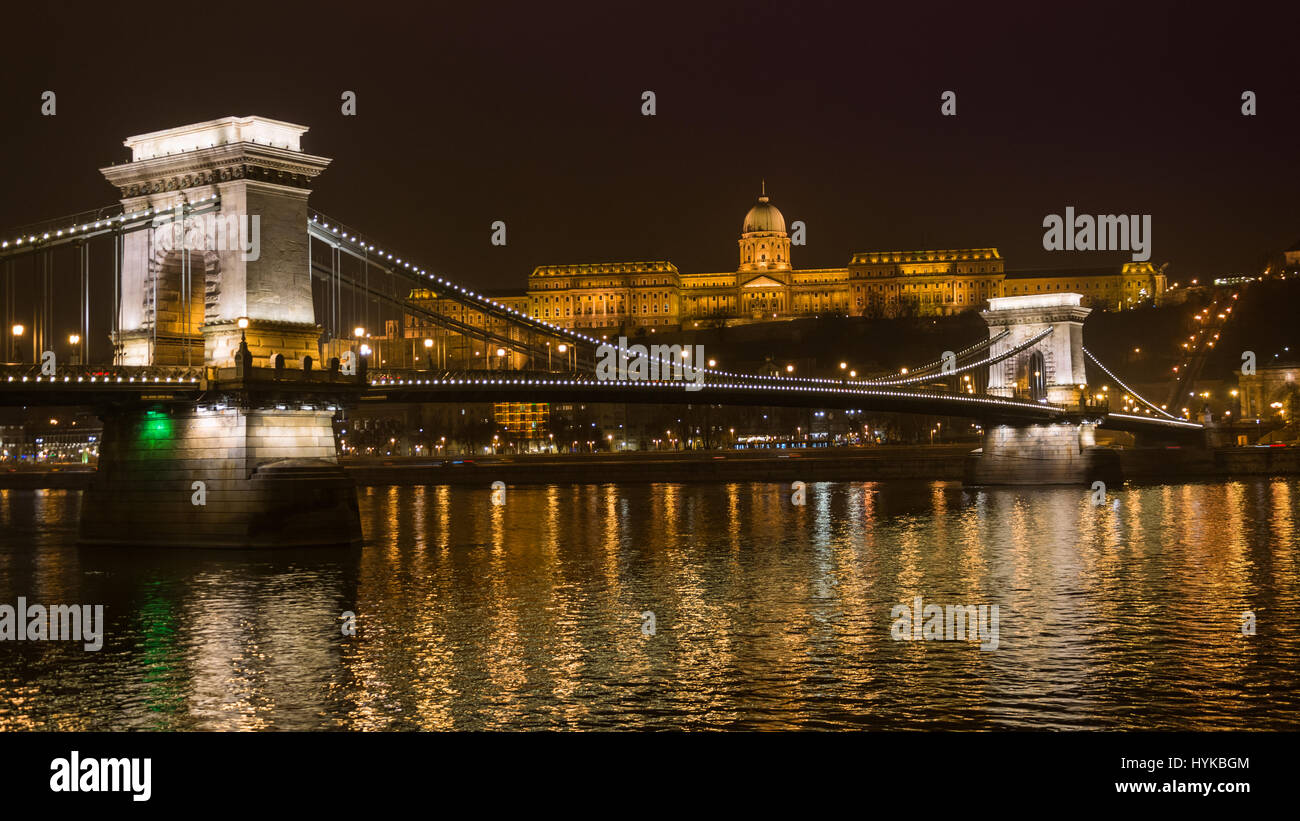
406;187;1166;350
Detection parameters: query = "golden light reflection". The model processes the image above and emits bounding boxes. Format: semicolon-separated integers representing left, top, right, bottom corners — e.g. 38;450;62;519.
0;479;1296;730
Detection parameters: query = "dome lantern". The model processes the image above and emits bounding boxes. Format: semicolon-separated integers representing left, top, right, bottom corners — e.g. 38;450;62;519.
742;181;786;235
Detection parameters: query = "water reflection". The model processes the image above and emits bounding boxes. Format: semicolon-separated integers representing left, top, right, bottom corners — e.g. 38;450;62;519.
0;479;1296;730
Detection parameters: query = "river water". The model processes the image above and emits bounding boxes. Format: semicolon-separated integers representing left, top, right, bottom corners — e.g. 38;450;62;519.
0;479;1296;730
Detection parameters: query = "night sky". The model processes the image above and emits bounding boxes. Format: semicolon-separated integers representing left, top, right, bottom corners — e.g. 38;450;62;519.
2;1;1298;295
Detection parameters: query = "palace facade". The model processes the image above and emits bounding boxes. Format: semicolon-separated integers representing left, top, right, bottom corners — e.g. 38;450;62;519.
406;188;1167;346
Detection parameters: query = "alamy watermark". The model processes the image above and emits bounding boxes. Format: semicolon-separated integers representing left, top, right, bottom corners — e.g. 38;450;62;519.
0;597;104;651
50;752;150;802
153;209;260;261
1042;207;1151;261
596;336;705;391
891;596;999;650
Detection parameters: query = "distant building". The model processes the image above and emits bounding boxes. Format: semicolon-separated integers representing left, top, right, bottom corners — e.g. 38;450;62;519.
1239;361;1299;421
1002;263;1167;311
493;402;549;447
1283;239;1300;270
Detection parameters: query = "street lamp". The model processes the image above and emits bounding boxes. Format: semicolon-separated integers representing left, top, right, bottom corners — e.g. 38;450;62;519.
10;323;23;362
231;317;251;368
68;333;81;365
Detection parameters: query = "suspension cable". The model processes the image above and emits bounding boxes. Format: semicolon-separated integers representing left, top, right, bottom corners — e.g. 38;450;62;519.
1083;347;1179;420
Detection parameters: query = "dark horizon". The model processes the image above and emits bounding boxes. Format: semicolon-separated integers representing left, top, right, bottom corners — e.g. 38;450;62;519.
2;1;1298;292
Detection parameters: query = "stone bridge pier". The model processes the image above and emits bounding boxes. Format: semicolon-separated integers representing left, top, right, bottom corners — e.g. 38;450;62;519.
79;116;362;548
966;293;1116;485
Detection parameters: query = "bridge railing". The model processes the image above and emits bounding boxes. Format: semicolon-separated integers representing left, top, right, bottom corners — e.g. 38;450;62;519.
0;364;205;385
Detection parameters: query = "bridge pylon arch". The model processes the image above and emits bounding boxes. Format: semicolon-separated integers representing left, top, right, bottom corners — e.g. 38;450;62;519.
100;116;331;368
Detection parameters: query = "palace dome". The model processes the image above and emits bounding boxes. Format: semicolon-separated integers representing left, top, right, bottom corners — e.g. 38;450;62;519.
743;193;785;235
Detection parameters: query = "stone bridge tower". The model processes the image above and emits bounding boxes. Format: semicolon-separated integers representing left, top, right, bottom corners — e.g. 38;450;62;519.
100;116;330;368
81;117;361;549
966;293;1112;486
982;293;1091;406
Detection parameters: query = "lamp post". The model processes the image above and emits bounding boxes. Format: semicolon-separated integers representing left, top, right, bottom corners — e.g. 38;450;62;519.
353;326;366;365
68;333;81;366
11;323;24;364
235;317;251;374
423;336;434;369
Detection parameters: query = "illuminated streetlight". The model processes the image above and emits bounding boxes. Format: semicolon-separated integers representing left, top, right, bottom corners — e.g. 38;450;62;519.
235;316;250;351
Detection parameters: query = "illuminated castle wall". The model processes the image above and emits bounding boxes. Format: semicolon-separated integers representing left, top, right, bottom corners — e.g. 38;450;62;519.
405;188;1168;351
